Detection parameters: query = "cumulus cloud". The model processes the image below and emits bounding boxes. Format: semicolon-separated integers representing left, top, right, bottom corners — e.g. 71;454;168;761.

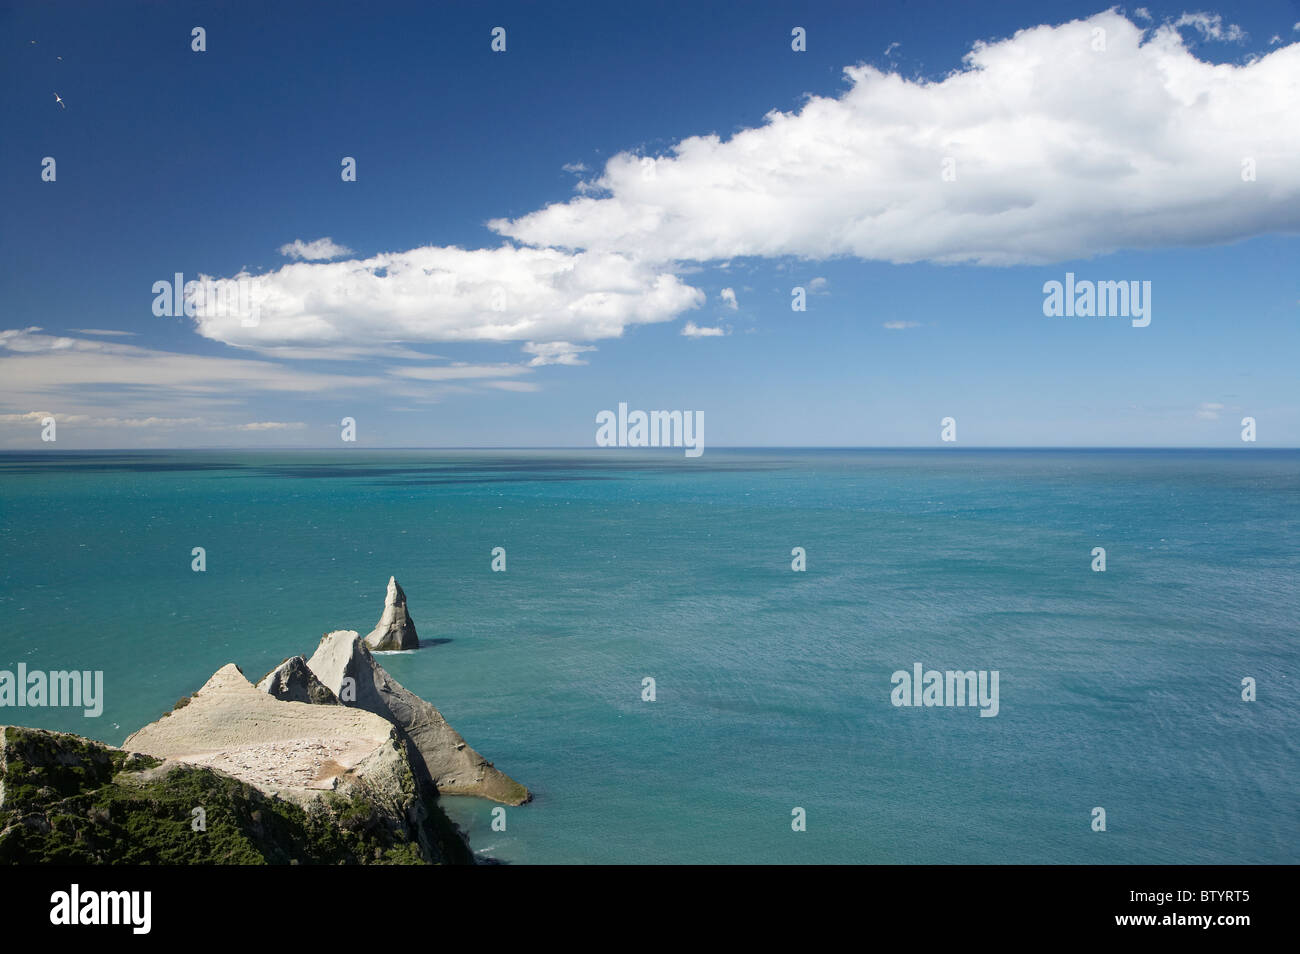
681;321;727;337
491;11;1300;266
720;287;738;309
278;237;354;261
192;245;702;353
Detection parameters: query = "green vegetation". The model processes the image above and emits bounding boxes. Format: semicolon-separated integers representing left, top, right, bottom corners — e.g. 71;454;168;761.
0;726;461;865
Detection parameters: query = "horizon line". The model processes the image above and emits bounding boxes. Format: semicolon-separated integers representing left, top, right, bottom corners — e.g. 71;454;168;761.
2;445;1296;453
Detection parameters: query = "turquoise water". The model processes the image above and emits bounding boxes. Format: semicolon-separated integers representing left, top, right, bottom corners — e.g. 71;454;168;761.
0;449;1295;864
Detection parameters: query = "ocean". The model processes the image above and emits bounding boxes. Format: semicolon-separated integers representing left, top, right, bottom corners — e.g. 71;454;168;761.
0;448;1295;864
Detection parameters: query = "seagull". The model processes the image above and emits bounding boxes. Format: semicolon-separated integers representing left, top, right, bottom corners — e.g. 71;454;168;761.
53;92;65;109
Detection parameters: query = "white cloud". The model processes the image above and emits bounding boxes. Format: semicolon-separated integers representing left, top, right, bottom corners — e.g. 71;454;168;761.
0;327;133;354
192;245;702;353
0;411;203;428
386;363;533;382
67;328;136;337
0;409;307;447
809;277;829;294
0;327;548;432
1196;401;1225;420
491;11;1300;266
0;327;420;435
720;287;738;309
523;341;597;366
0;328;372;395
562;162;588;174
1135;8;1152;22
231;421;306;431
1171;13;1245;43
883;41;901;56
681;321;727;337
882;320;921;330
278;237;354;261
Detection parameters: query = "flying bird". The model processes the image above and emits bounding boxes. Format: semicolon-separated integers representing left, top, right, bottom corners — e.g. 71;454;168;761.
53;92;65;109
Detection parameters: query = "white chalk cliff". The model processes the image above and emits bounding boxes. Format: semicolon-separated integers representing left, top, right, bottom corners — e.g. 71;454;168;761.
306;630;530;806
125;664;403;801
104;664;464;863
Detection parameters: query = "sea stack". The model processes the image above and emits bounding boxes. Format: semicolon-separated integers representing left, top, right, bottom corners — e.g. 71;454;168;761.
364;576;420;651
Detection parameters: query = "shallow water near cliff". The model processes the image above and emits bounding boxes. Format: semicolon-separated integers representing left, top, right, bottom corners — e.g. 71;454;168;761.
1;448;1296;864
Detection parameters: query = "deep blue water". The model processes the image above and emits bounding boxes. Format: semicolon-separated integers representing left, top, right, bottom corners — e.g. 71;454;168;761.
0;448;1295;863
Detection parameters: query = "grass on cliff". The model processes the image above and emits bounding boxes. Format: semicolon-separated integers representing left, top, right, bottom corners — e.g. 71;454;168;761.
0;727;439;865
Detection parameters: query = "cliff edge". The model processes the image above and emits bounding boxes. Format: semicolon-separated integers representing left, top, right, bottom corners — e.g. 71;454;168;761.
306;631;530;806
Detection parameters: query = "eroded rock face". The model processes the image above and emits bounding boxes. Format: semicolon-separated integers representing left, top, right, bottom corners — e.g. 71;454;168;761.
121;664;462;862
307;631;530;806
364;576;420;651
257;655;339;706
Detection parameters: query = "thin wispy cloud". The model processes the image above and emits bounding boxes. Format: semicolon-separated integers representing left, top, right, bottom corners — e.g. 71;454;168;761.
230;421;306;431
1172;12;1245;43
682;321;727;337
386;362;533;382
524;341;597;366
0;411;202;428
278;237;354;261
0;410;303;431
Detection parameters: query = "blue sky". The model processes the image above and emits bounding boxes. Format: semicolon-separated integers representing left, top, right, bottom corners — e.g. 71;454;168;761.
2;0;1298;447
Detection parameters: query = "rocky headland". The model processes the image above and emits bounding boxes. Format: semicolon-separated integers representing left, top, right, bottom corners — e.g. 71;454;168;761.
0;577;527;865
